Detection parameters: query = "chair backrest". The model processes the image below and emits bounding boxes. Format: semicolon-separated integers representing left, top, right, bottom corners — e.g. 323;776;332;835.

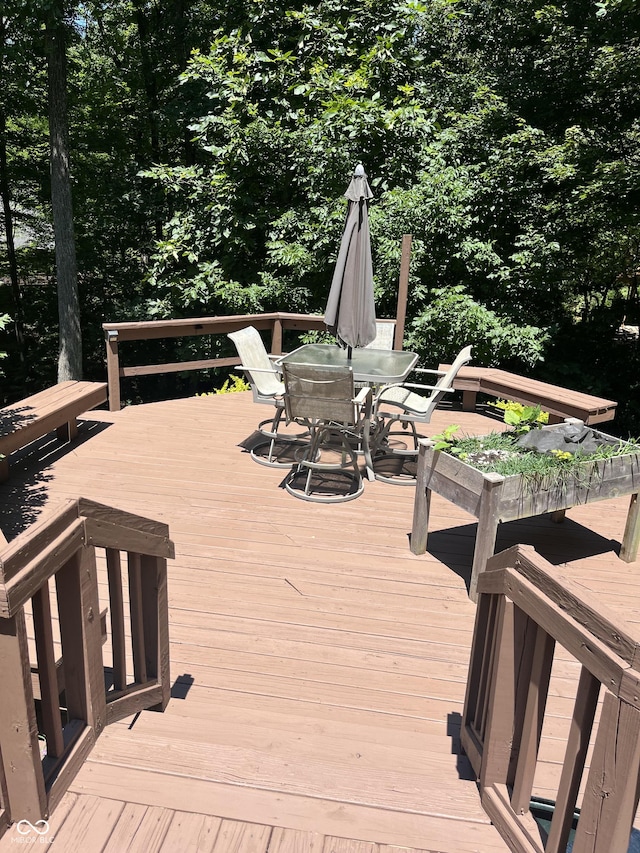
282;363;357;425
427;344;473;407
436;345;473;392
365;320;396;350
227;326;283;400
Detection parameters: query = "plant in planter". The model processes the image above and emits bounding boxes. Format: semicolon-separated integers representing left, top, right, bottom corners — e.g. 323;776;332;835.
412;413;640;600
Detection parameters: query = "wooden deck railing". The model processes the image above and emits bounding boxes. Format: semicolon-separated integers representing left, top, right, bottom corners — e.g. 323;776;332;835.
101;236;414;411
461;543;640;853
103;311;327;411
0;498;174;828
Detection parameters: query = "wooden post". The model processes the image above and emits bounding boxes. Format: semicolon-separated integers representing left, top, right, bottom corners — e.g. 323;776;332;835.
620;492;640;563
469;473;505;602
394;234;411;351
545;666;600;853
105;331;121;411
461;593;499;776
410;439;432;555
128;552;147;684
462;390;477;413
510;625;555;814
479;598;516;789
141;555;171;711
32;581;65;759
0;609;47;821
271;318;283;356
106;548;127;691
55;548;107;736
572;692;640;853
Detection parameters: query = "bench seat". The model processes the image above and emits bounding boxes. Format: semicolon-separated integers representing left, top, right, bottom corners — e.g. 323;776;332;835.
439;365;617;425
0;381;108;480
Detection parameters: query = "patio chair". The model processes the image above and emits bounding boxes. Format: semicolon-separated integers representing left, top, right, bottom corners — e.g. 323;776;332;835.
365;320;396;350
372;345;473;484
282;362;374;503
227;326;307;467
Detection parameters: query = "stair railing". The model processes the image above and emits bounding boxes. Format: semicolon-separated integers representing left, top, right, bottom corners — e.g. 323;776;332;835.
0;498;174;827
462;543;640;853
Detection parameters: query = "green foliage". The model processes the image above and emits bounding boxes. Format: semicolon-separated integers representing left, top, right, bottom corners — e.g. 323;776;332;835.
492;400;549;426
1;0;639;434
502;405;542;434
198;373;251;395
431;423;461;452
436;428;640;486
405;286;548;369
215;374;251;394
492;401;548;434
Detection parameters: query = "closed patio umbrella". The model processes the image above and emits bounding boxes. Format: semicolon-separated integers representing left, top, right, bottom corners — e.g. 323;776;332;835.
324;164;376;356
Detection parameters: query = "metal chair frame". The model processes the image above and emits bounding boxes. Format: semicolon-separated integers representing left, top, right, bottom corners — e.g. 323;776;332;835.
282;362;374;503
372;345;473;484
228;326;307;467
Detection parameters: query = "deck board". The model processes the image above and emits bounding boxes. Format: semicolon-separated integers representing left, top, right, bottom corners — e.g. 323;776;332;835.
0;391;638;851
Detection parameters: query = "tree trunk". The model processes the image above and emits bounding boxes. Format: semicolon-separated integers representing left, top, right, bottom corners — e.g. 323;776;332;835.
133;0;163;239
46;7;82;381
0;15;25;366
0;110;25;364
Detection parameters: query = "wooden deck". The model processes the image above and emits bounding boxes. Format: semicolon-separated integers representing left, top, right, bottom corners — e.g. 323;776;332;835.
0;391;638;852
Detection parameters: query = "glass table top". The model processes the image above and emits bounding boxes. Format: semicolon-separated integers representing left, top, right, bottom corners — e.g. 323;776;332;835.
277;344;418;384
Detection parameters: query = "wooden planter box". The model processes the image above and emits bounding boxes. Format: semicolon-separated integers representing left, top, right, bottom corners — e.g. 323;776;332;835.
410;426;640;600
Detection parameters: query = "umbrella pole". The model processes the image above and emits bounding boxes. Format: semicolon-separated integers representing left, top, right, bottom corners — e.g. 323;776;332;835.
347;345;353;362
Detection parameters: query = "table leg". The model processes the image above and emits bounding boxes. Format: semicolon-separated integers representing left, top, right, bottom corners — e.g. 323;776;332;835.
469;473;505;602
620;492;640;563
410;441;431;554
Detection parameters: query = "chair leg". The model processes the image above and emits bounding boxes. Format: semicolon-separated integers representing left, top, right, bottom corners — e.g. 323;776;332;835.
285;424;365;503
372;414;421;486
251;406;307;468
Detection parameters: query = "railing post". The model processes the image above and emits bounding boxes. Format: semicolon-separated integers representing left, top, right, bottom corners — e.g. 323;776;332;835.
55;548;107;736
0;609;47;821
510;624;555;814
394;234;411;350
461;592;500;776
105;329;121;411
32;581;65;758
573;692;640;853
545;666;600;853
479;597;516;790
141;555;171;711
128;552;146;683
106;548;127;691
271;318;283;355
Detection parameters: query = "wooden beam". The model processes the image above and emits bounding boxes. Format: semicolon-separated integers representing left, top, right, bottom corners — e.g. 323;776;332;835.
394;234;411;350
0;609;47;821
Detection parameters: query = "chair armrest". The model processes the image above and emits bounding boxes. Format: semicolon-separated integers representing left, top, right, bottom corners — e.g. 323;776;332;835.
354;386;372;405
235;365;280;376
354;386;373;417
400;382;454;394
412;367;445;377
375;380;453;398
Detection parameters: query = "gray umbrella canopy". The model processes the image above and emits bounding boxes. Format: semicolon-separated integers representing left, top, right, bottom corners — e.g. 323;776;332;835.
324;165;376;351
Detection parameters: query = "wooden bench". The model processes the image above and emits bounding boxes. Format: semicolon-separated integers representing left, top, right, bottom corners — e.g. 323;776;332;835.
0;381;108;480
439;365;617;425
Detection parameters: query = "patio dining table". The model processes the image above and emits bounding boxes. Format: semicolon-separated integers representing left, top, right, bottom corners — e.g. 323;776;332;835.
276;344;418;387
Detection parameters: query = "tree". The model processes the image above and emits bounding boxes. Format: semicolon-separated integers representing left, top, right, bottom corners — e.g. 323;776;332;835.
46;0;82;380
